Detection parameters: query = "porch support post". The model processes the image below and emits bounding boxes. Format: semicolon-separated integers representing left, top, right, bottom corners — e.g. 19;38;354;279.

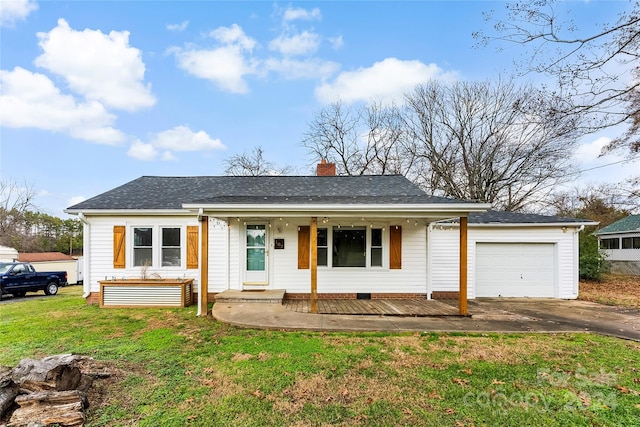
459;216;468;316
310;216;318;314
199;216;209;316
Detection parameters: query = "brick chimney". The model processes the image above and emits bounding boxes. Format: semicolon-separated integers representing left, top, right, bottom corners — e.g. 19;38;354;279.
316;159;336;176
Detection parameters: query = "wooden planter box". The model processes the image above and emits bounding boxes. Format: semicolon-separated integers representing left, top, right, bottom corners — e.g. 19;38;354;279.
99;278;194;308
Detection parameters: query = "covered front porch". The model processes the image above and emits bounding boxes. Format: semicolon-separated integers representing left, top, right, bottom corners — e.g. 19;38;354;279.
214;289;464;316
199;214;474;316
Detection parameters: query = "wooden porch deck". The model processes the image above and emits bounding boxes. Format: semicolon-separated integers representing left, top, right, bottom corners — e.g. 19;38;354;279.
283;298;462;317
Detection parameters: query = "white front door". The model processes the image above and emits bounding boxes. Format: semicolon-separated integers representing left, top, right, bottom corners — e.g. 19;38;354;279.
244;224;268;286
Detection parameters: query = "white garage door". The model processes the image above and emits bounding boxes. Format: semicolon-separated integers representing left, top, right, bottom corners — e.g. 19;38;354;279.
476;243;556;297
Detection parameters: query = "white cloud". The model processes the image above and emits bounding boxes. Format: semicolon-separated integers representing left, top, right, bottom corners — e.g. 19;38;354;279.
210;24;256;51
269;31;320;56
35;19;155;111
328;35;343;50
265;57;339;80
0;0;37;27
162;151;177;161
127;140;158;161
315;58;458;104
283;6;321;23
167;20;189;32
172;24;258;93
174;46;256;93
574;136;615;164
151;125;225;151
127;126;225;161
0;67;125;144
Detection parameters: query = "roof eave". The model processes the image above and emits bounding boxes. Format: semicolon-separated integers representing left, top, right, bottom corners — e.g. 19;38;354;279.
466;221;599;227
594;229;640;236
64;209;194;216
183;202;491;218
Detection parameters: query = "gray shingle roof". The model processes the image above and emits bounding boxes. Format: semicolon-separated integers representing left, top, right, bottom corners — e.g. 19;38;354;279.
66;175;475;211
440;210;595;225
594;215;640;235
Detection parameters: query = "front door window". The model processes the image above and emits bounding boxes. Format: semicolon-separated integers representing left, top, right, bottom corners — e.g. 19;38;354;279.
246;225;266;271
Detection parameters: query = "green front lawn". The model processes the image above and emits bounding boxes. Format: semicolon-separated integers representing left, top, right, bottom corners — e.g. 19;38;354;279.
1;286;639;426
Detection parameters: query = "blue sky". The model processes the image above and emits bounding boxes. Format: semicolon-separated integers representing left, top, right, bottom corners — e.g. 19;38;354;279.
1;0;637;217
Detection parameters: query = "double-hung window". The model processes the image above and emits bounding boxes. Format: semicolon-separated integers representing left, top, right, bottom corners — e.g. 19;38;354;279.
317;228;328;266
370;228;383;267
133;227;153;266
132;226;182;267
162;228;181;266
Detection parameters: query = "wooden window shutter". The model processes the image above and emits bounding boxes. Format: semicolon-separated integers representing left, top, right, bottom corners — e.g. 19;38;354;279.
113;225;126;269
186;226;199;269
390;226;402;269
298;226;310;269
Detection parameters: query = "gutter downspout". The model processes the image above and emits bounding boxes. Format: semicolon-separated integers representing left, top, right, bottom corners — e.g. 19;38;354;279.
78;213;91;298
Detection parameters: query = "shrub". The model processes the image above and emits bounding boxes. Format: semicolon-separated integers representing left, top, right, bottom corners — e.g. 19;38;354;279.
579;233;609;281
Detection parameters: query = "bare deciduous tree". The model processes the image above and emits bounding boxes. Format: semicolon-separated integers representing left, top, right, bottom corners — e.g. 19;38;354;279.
0;179;36;248
474;0;640;154
403;79;580;211
224;146;293;176
547;182;640;218
301;100;417;177
302;79;580;211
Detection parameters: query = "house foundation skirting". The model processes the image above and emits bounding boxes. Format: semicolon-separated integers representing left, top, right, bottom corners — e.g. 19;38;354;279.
609;261;640;276
285;293;428;300
85;292;100;305
431;291;460;300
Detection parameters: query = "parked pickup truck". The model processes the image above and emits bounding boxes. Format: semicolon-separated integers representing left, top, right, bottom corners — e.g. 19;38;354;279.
0;262;68;300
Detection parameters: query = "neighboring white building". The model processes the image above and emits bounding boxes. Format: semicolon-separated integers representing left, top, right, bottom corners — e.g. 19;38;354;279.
0;246;18;262
594;215;640;275
65;163;594;316
17;252;79;285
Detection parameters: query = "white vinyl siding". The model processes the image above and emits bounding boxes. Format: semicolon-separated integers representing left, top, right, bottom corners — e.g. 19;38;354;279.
84;216;200;295
207;218;229;293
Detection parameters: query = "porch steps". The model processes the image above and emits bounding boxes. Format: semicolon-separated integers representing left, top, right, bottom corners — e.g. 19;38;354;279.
214;289;285;304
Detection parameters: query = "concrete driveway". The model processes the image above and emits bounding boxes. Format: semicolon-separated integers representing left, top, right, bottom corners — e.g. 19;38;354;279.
470;298;640;341
0;293;51;304
212;298;640;341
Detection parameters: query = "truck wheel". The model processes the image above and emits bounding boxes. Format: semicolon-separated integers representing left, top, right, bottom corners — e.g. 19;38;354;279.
45;282;59;296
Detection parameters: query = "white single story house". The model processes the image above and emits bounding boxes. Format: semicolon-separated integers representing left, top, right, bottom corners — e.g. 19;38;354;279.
65;163;594;316
594;215;640;275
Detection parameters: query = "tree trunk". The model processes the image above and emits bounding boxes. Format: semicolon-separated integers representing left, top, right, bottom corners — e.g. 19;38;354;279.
9;390;87;427
11;354;83;392
0;367;19;419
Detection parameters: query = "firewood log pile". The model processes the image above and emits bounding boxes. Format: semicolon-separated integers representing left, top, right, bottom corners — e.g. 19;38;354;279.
0;354;110;427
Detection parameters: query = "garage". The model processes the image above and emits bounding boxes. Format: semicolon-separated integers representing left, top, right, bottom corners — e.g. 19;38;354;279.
476;242;556;298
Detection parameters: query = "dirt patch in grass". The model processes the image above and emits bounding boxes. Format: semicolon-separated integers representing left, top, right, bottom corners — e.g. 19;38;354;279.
579;274;640;308
268;371;408;416
81;358;156;426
